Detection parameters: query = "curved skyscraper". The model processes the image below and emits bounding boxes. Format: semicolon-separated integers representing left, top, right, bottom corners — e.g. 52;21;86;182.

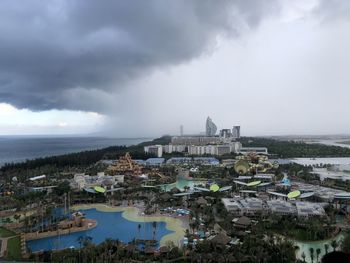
206;116;217;136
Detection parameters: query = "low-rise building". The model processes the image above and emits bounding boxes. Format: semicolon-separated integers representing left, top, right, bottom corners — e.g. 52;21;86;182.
222;198;264;216
72;172;124;190
239;198;264;215
193;157;220;166
266;199;296;216
188;142;241;156
233;216;252;229
166;157;192;165
295;202;326;218
222;197;326;218
221;159;236;167
145;158;165;166
240;147;268;155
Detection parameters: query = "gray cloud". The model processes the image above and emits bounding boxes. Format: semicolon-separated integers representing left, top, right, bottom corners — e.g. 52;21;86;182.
0;0;279;112
314;0;350;21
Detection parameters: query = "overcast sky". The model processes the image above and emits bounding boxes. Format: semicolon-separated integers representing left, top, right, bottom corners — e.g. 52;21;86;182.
0;0;349;137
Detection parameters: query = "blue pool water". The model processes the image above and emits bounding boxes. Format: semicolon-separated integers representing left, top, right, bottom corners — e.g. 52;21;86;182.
27;208;173;252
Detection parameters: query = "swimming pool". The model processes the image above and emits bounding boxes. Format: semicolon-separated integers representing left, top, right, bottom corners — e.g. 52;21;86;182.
27;208;173;252
160;178;207;191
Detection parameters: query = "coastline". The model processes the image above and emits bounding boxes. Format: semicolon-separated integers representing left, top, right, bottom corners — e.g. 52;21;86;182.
72;204;188;246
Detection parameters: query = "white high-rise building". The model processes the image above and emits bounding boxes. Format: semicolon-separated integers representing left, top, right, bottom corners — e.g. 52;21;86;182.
163;144;187;153
206;116;217;136
232;126;241;139
220;129;232;138
144;145;163;157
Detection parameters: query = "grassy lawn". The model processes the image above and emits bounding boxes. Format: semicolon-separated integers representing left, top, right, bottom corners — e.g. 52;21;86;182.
0;227;22;261
0;226;16;238
6;236;22;261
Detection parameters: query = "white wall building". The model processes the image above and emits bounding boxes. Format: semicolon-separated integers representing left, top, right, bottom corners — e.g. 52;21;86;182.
144;145;163;157
240;147;268;155
188;142;241;156
163;144;187;154
72;172;124;189
147;142;241;156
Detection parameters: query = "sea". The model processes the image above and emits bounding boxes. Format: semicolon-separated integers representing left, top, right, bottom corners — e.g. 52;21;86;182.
0;136;150;167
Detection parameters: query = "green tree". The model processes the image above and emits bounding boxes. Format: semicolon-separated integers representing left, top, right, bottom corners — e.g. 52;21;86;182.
152;221;157;241
324;243;329;255
316;248;321;263
13;214;21;223
309;247;314;263
137;223;141;240
54;180;71;196
331;239;338;252
301;251;306;262
341;231;350;253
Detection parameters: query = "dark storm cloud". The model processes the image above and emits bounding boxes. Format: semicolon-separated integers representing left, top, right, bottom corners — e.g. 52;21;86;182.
0;0;279;112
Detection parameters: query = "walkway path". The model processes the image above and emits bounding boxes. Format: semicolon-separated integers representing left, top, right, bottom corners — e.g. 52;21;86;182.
0;235;16;258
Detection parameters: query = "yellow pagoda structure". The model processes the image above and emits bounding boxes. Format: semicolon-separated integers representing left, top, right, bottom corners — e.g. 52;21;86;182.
106;152;142;176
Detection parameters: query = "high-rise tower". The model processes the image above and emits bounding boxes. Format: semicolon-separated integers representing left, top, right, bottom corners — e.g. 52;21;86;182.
232;126;241;139
206;117;217;136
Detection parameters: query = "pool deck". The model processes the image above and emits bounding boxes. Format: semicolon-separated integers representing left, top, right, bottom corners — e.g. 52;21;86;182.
24;219;97;241
72;204;188;246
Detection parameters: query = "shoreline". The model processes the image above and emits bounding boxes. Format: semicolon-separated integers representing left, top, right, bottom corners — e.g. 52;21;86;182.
72;204;188;246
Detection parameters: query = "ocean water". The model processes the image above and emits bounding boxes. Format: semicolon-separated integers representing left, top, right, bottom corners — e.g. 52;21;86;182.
27;208;172;252
0;136;149;166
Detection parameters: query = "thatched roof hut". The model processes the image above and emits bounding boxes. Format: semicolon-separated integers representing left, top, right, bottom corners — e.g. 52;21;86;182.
144;246;156;254
159;246;170;253
196;196;208;206
234;216;251;229
210;233;231;245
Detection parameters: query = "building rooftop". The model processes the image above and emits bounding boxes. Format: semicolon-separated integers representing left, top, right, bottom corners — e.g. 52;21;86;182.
267;199;296;215
145;158;165;165
295;202;326;218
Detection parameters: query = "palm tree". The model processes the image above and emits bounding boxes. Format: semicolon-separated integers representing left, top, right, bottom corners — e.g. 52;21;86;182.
324;243;329;255
309;247;314;263
316;248;321;263
301;251;306;262
24;216;29;232
137;223;141;240
152;221;157;241
13;214;21;223
331;240;338;252
77;236;93;248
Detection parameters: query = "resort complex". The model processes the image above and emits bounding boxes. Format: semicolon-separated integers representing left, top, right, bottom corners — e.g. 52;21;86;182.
1;132;350;262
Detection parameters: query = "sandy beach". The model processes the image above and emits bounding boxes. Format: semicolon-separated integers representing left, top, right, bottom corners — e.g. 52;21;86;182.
72;204;188;246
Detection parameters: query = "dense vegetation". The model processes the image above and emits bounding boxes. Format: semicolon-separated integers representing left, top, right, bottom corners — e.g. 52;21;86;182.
0;137;172;180
240;137;350;158
261;215;337;241
3;135;350;182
